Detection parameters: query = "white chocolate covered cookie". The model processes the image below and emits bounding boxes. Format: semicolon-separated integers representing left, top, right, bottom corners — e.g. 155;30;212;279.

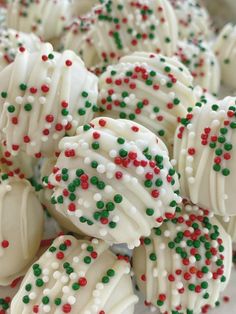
214;23;236;89
133;201;232;314
0;174;44;286
6;0;72;41
0;43;98;158
169;0;213;40
98;52;196;153
0;28;41;72
62;0;178;70
11;235;138;314
46;117;181;248
174;96;236;216
176;40;220;95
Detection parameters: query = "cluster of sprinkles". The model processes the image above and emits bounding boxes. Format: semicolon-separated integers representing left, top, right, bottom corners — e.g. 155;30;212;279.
11;235;138;313
177;100;235;177
7;0;71;41
0;296;11;314
0;28;40;70
98;52;196;151
174;96;236;215
74;0;177;68
169;0;212;40
175;40;220;95
0;44;98;158
134;200;231;314
46;117;181;248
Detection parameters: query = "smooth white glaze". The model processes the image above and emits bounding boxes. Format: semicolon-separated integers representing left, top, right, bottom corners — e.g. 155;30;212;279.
133;201;232;314
11;235;138;314
98;52;196;154
0;42;98;158
0;175;44;286
62;0;178;70
174;96;236;216
46;117;181;248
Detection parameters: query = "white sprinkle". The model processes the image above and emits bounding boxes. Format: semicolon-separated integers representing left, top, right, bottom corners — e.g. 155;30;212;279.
164;230;170;237
70;273;77;280
96;283;104;290
113;215;120;223
43;305;51;313
73;257;79;263
29;292;36;300
43;276;49;283
109;149;117;158
53;271;61;279
93;193;102;201
84;157;90;164
62;286;70;294
107;163;116;172
130;206;137;214
68;296;76;305
27;95;34;103
105;185;113;193
61;275;69;283
39;97;46;104
15;96;23;104
153;268;158;277
99;228;108;236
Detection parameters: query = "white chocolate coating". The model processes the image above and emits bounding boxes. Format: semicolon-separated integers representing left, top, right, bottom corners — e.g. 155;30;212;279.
62;0;178;70
11;235;138;314
98;52;196;154
6;0;72;41
169;0;213;40
0;175;44;286
214;23;236;89
133;201;232;314
47;117;181;248
176;40;220;95
0;28;41;72
0;43;98;158
40;157;84;234
174;96;236;216
217;215;236;243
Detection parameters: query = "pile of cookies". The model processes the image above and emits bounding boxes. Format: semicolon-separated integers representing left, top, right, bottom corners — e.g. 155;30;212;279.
0;1;235;313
